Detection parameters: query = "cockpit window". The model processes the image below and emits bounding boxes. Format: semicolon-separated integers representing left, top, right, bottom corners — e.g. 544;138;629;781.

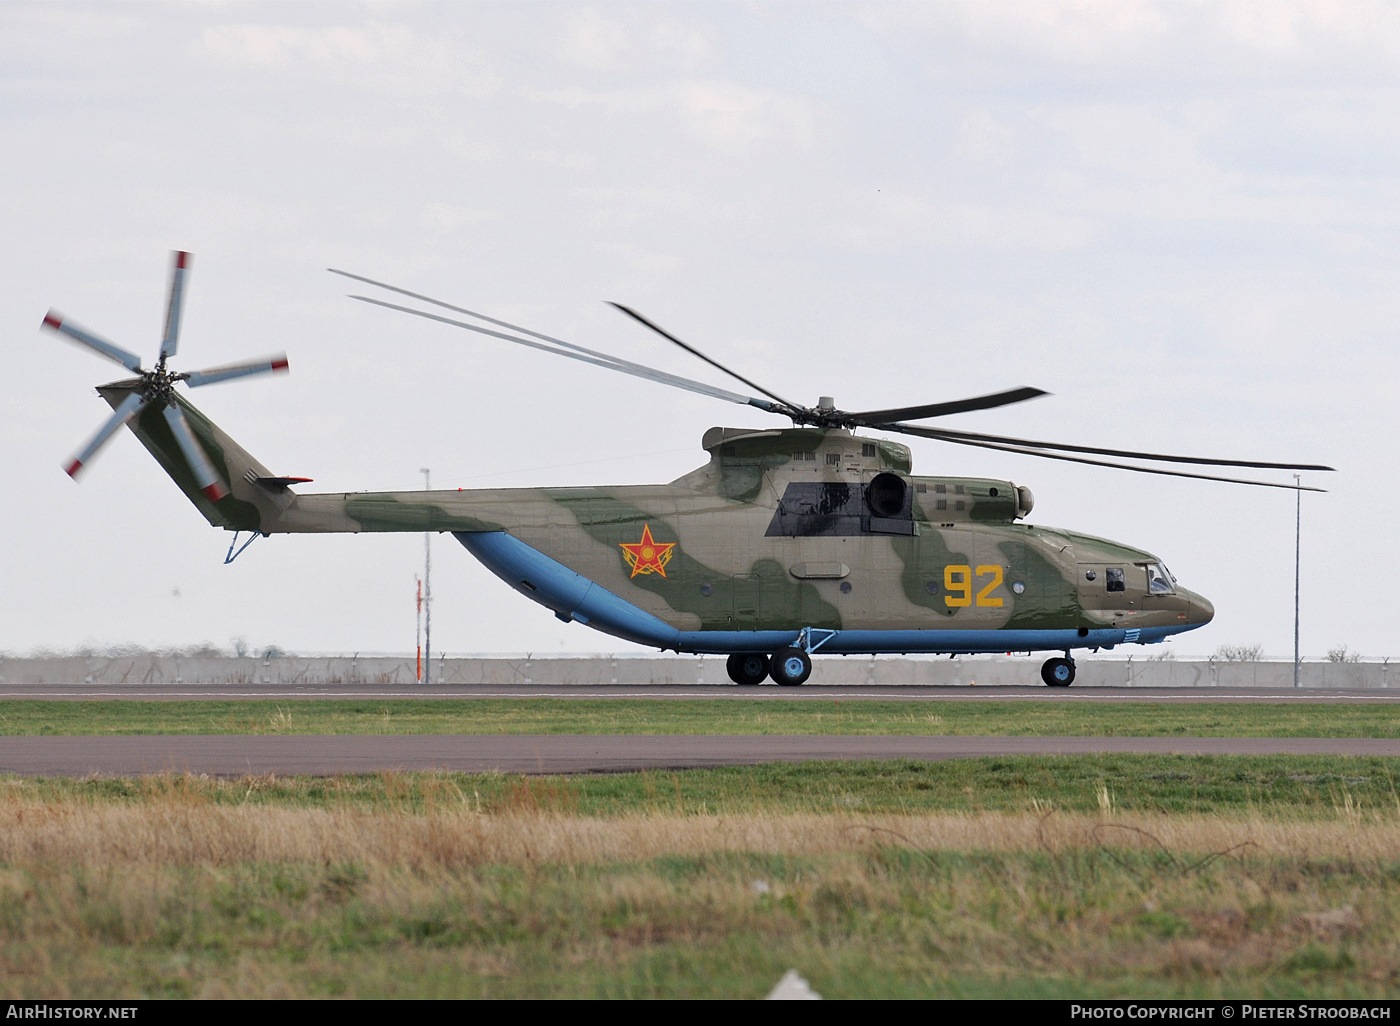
1105;567;1125;593
1147;563;1175;594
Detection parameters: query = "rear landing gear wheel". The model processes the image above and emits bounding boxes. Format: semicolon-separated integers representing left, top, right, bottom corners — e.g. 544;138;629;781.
726;653;770;686
769;647;813;687
1041;657;1076;687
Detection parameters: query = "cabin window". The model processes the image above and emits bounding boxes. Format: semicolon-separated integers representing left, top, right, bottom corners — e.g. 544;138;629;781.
862;443;877;458
935;483;947;494
955;500;965;511
954;484;965;495
1147;564;1175;594
825;452;841;465
915;483;927;493
936;499;947;511
1106;567;1125;593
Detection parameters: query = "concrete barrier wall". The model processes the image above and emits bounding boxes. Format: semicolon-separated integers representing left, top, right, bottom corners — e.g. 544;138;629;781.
0;654;1392;688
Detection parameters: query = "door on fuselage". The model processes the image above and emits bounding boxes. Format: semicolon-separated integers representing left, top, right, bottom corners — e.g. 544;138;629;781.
733;572;761;629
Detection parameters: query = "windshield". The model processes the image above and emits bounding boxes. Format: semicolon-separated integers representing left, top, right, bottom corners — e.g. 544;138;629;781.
1146;563;1175;594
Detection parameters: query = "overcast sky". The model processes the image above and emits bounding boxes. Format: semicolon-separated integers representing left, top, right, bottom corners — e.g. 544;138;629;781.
3;1;1397;660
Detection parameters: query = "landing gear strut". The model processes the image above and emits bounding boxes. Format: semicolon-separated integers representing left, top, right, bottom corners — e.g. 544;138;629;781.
726;652;770;686
1041;656;1076;687
769;647;813;686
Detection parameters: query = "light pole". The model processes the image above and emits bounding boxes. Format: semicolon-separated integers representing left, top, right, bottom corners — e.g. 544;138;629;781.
421;467;432;685
1293;473;1301;689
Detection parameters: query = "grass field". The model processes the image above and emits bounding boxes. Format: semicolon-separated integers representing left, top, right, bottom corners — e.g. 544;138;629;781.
6;754;1399;816
3;698;1400;737
3;756;1399;998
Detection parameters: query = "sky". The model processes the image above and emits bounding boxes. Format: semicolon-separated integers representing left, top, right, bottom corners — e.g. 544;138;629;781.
2;1;1397;660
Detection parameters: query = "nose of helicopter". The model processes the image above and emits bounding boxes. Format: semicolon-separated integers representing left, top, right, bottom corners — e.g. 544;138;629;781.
1184;590;1215;627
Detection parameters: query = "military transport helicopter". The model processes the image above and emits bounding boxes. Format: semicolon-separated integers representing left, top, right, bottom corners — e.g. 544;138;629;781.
43;252;1332;687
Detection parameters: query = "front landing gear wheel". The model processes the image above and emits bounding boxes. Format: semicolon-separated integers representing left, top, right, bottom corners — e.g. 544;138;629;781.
769;647;813;686
726;653;770;686
1041;657;1076;687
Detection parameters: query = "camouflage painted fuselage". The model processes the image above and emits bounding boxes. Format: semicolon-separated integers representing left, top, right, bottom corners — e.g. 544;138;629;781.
103;384;1214;655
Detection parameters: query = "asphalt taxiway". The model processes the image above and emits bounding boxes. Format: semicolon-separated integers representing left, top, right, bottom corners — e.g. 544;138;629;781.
0;682;1397;703
2;734;1398;777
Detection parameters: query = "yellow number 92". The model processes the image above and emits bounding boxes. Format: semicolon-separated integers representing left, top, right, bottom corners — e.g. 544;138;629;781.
943;565;1005;608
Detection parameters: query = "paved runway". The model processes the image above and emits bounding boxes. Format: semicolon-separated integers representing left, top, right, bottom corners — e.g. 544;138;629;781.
3;734;1399;777
0;682;1397;703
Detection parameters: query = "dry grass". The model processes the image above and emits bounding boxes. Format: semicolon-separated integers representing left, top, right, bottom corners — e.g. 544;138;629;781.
0;798;1397;867
3;769;1399;997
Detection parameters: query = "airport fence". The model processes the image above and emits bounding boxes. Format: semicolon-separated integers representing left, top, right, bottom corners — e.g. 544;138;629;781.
0;654;1392;688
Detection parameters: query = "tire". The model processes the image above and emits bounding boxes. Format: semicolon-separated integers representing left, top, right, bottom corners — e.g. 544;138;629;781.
769;647;813;687
1041;657;1076;687
726;652;770;686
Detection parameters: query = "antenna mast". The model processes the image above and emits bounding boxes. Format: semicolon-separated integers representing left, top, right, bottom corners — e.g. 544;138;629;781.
421;467;432;685
1294;474;1301;689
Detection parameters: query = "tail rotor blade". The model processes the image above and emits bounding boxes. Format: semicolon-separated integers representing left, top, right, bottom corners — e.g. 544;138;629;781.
159;251;190;362
63;392;146;479
41;311;143;372
183;354;289;388
161;402;228;501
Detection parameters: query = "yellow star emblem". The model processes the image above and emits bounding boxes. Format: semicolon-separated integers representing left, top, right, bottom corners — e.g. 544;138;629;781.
619;523;675;578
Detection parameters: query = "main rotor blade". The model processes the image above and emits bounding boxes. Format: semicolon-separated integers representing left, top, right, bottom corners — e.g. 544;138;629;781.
41;312;143;372
904;424;1334;472
162;402;228;501
159;250;190;362
331;268;615;362
183;354;289;388
607;303;803;413
348;294;777;411
62;392;146;479
331;268;778;411
882;422;1326;491
847;386;1049;424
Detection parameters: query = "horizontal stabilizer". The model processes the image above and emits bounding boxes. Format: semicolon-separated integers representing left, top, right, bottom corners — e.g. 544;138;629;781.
251;475;313;490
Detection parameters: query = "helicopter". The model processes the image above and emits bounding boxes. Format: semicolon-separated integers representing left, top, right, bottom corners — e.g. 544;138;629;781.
42;252;1332;687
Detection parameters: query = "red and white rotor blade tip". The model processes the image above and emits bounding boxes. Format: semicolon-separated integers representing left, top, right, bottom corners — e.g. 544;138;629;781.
41;311;143;372
161;402;229;501
159;251;190;363
184;354;289;388
63;392;147;479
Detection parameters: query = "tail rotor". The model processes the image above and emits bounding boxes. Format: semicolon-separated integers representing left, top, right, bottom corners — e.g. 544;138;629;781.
42;250;289;488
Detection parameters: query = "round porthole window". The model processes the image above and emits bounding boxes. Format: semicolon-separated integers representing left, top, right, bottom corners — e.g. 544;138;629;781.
700;582;713;596
1012;581;1025;595
989;487;999;497
924;581;938;595
839;581;853;594
1085;569;1097;581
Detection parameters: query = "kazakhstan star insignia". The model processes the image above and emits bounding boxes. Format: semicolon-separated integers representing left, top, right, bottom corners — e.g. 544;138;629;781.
620;523;676;578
